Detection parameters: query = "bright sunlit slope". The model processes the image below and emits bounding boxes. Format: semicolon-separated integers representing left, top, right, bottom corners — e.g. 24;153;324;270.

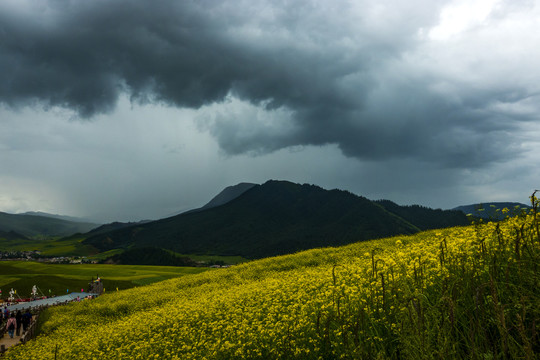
5;207;539;359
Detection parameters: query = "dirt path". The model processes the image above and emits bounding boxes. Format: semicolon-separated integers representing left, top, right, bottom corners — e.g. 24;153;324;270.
0;331;22;354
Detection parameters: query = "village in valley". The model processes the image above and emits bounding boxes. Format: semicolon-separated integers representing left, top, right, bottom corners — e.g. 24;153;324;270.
0;251;97;264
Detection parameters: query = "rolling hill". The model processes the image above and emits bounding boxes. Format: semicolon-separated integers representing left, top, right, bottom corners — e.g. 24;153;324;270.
0;230;29;241
83;180;468;259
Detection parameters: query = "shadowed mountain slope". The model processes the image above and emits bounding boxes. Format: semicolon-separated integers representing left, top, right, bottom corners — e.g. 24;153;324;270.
106;247;198;267
376;200;469;230
181;182;257;215
200;182;257;210
84;180;424;259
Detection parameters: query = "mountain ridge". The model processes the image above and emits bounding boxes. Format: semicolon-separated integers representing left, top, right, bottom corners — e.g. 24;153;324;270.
83;180;468;259
376;200;469;231
20;211;95;224
200;182;257;210
181;182;257;215
0;211;99;238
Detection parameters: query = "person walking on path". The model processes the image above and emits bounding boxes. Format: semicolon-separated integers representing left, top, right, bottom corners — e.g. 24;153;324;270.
15;310;22;336
5;314;16;338
22;309;32;332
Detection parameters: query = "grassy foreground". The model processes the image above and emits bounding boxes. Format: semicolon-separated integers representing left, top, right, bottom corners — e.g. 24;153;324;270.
4;209;539;359
0;262;210;298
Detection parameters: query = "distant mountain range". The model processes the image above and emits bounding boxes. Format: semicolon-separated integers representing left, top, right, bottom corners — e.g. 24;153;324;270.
0;211;99;238
20;211;94;223
4;180;528;263
82;180;470;259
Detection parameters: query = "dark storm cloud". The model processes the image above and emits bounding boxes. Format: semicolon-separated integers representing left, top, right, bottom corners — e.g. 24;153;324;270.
0;0;537;167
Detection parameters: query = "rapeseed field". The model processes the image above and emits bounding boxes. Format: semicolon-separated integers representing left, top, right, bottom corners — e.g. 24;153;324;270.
5;200;539;359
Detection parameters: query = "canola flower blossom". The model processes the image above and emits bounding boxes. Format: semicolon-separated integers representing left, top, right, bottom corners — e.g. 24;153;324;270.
4;208;539;359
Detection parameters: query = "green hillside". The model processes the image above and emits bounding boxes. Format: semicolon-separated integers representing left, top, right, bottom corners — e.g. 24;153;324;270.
5;207;539;359
83;180;467;259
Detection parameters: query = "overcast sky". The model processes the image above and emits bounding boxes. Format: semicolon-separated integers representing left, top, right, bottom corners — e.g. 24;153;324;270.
1;0;539;223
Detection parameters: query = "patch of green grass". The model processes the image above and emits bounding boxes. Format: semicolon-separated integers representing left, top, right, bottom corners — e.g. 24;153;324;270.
0;277;20;288
0;261;212;299
0;238;46;251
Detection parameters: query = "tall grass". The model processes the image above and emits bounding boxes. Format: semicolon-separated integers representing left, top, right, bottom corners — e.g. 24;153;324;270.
319;192;539;359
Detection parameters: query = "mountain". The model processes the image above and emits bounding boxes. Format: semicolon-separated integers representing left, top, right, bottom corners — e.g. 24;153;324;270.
0;211;99;237
83;180;467;259
181;182;257;215
376;200;469;230
200;182;257;210
453;202;531;220
55;221;152;248
21;211;93;223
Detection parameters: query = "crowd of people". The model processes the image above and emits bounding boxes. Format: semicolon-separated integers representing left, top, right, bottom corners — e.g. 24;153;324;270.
2;279;101;342
2;306;33;339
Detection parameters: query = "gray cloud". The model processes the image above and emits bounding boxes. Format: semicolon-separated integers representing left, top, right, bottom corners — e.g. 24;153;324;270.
1;0;539;169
